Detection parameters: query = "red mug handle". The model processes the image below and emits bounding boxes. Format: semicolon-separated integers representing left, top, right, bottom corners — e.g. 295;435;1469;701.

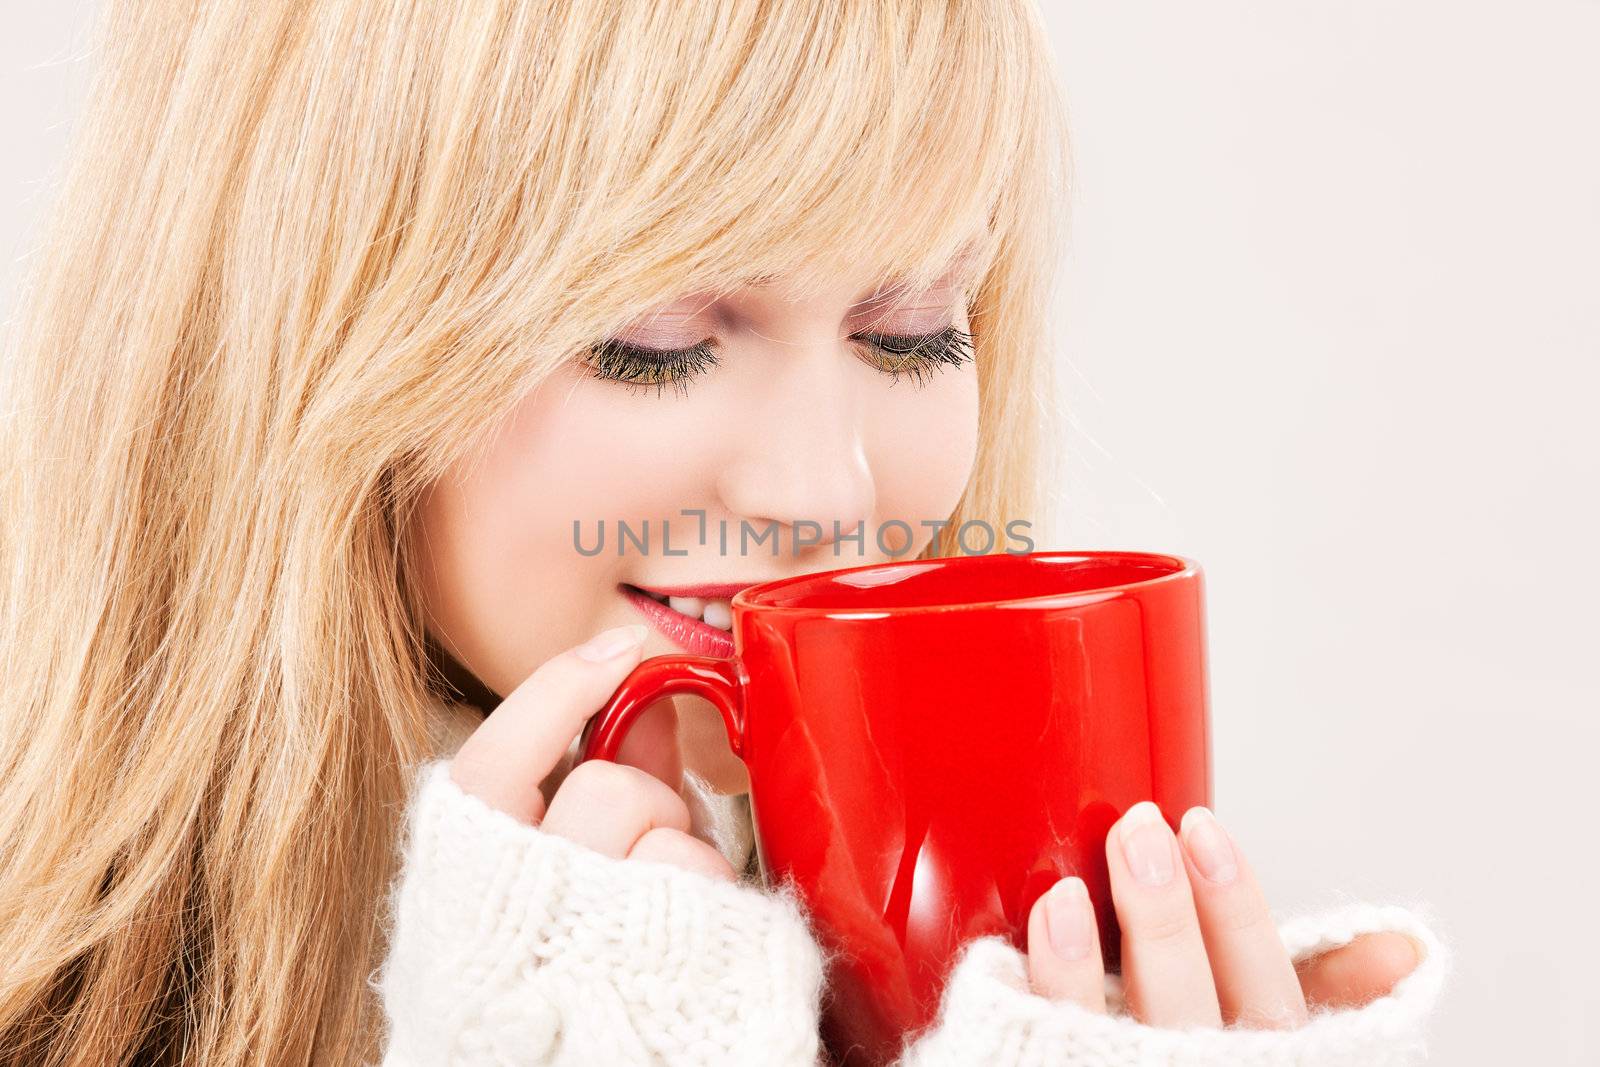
579;654;748;762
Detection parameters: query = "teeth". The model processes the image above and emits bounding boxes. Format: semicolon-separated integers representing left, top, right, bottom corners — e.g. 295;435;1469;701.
645;591;734;632
701;600;732;630
668;595;704;617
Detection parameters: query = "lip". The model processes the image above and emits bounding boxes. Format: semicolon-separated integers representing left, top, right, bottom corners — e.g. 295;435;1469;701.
628;580;763;599
619;583;736;657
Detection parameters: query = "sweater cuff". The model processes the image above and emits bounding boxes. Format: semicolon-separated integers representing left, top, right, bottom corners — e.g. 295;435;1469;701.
375;760;825;1066
893;902;1450;1067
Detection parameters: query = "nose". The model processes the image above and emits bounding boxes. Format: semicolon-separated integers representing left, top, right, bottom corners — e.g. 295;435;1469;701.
715;345;877;558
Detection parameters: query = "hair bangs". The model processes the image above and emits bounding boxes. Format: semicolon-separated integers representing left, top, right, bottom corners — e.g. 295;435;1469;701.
498;0;1061;334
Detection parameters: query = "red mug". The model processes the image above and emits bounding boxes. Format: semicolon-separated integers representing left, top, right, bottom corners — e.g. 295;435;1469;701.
581;550;1212;1065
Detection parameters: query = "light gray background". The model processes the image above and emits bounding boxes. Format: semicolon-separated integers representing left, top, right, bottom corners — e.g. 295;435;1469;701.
5;3;1597;1063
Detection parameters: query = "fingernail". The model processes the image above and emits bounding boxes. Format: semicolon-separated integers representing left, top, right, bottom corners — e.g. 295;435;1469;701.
1118;801;1176;887
1044;877;1095;961
574;623;648;662
1179;807;1239;884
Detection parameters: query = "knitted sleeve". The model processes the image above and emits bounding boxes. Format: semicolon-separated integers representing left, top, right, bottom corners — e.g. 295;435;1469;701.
892;902;1450;1067
373;761;827;1066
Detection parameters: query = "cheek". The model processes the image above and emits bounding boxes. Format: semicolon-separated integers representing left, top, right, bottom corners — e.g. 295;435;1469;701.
411;369;708;694
866;370;980;533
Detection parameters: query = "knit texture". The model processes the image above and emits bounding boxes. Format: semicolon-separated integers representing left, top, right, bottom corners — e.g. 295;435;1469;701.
895;903;1449;1066
376;761;826;1066
375;760;1449;1066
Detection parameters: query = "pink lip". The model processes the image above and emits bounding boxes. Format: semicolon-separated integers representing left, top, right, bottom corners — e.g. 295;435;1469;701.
619;584;736;657
628;581;760;599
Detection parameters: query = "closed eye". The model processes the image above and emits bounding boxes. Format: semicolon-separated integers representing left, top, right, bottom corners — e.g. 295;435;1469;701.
582;324;975;397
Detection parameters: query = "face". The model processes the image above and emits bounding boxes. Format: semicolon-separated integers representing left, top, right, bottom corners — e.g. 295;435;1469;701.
409;260;981;791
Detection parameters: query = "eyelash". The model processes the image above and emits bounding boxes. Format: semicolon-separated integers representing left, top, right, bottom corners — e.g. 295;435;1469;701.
583;325;976;398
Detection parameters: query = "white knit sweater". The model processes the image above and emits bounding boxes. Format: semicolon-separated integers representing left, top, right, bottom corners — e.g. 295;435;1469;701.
374;700;1450;1066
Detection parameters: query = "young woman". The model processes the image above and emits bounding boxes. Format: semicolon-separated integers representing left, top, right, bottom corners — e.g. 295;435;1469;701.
0;1;1446;1064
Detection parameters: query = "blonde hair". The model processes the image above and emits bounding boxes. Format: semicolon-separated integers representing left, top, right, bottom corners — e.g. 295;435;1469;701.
0;1;1070;1062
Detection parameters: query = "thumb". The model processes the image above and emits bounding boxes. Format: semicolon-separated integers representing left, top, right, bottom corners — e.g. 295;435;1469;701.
612;691;684;800
1295;931;1426;1011
450;623;650;823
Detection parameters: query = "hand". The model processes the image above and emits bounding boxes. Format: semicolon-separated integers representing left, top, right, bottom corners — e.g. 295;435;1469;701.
447;623;735;883
1025;802;1425;1027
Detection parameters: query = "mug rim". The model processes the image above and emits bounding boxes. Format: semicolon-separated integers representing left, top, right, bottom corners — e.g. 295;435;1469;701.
731;549;1199;616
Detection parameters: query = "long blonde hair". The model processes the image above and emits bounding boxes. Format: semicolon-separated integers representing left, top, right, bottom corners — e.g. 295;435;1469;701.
0;1;1070;1062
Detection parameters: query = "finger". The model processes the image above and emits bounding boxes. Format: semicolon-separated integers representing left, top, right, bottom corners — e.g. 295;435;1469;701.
1177;807;1309;1029
1026;876;1108;1012
1295;932;1425;1011
628;826;738;882
542;758;692;857
615;694;683;796
1106;801;1222;1028
450;623;649;823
